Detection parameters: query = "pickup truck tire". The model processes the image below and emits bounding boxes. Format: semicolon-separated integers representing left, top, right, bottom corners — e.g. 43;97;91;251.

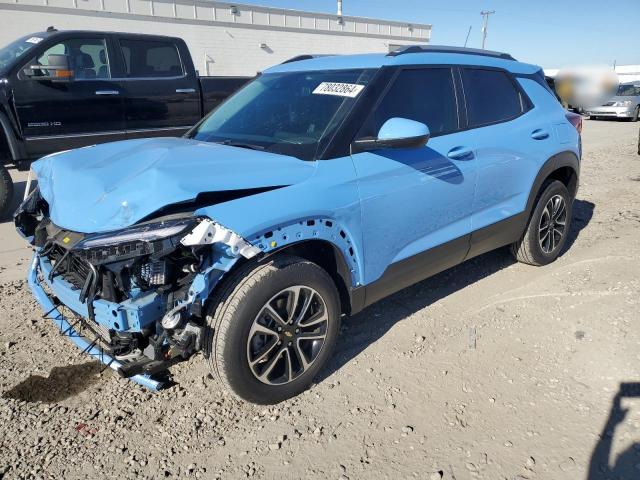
511;180;573;266
205;255;340;404
0;164;14;219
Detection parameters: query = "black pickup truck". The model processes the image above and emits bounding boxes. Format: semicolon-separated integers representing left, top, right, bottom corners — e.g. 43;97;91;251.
0;28;251;215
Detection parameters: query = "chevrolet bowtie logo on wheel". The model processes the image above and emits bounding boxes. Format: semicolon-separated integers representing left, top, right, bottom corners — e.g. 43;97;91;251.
284;331;293;338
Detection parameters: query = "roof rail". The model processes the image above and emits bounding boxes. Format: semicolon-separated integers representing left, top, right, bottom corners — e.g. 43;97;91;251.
388;45;516;61
280;54;336;64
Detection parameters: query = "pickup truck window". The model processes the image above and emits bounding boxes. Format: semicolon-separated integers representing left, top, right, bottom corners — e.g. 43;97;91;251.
119;39;183;78
0;34;44;75
189;69;374;161
34;38;111;80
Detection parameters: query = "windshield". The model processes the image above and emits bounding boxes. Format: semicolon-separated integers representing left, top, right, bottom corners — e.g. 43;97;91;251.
190;69;375;160
0;34;45;74
617;84;640;96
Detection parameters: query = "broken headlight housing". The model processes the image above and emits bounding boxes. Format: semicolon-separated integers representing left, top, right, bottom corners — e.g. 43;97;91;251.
75;218;197;250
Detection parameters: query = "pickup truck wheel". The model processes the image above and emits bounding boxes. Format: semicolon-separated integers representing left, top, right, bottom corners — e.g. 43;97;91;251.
0;164;14;219
511;180;573;266
205;255;340;404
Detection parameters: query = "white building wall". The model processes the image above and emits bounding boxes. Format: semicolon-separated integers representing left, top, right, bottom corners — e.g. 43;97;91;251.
0;0;431;76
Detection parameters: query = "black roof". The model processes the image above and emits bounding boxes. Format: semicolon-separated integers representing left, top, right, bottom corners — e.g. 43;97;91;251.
388;45;516;61
35;28;182;41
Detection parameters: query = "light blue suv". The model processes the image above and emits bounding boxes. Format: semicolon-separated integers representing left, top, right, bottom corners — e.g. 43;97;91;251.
15;46;582;403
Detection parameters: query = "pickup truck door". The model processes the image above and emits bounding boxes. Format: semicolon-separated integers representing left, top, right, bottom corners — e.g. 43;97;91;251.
113;37;201;138
13;36;125;159
350;67;477;303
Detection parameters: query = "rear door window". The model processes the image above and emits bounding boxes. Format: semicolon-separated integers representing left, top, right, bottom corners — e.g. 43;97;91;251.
359;67;459;138
118;39;183;78
461;68;524;127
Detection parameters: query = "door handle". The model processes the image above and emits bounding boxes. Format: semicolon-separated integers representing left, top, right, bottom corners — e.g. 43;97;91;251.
95;90;120;96
531;129;549;140
176;88;196;93
447;146;474;160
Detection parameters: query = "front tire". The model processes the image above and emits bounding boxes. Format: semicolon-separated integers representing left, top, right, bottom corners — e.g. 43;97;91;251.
511;180;573;266
205;255;341;404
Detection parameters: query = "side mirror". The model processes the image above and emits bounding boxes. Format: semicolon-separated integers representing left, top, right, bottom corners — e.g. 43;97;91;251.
352;117;430;153
23;54;73;81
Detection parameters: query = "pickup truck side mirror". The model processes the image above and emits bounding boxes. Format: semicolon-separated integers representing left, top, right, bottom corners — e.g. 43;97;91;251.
352;117;430;153
23;54;73;82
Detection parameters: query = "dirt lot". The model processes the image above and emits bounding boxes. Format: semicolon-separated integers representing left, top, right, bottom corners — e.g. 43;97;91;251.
0;119;639;480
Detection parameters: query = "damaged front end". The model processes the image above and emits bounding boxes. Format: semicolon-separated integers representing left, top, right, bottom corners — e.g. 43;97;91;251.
15;186;260;390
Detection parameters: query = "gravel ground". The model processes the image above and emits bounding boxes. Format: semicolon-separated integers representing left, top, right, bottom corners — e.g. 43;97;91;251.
0;119;639;480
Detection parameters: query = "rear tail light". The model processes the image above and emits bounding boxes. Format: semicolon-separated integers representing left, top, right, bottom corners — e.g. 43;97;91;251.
566;112;582;134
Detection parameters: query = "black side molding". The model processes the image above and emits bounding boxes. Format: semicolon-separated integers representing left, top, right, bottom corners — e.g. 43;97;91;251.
347;151;579;315
361;234;470;310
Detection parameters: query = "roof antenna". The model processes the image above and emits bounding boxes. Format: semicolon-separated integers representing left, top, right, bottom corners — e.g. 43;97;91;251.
46;26;57;32
463;25;472;47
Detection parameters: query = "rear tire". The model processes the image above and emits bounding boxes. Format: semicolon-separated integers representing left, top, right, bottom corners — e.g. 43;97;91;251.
511;180;573;266
0;164;14;219
205;255;341;404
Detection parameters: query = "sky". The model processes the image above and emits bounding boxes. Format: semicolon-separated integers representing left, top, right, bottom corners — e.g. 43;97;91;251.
247;0;639;69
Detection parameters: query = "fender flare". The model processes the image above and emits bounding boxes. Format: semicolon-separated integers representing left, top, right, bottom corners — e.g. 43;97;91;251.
524;151;579;218
247;217;361;288
0;109;25;163
187;217;363;317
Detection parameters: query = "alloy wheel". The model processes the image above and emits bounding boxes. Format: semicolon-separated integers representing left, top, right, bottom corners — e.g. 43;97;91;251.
538;194;567;254
247;286;329;385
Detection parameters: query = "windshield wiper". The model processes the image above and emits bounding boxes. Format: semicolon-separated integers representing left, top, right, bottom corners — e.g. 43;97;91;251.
217;140;265;151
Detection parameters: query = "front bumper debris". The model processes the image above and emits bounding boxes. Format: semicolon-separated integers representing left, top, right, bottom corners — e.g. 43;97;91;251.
17;186;256;390
27;254;166;391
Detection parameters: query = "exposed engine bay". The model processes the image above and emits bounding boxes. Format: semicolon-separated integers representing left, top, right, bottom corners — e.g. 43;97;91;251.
15;186;261;384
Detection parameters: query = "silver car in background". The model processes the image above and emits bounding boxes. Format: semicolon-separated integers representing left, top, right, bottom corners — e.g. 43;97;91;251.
587;83;640;121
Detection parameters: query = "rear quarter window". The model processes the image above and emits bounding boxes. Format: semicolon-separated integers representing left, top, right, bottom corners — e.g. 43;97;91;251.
462;68;525;127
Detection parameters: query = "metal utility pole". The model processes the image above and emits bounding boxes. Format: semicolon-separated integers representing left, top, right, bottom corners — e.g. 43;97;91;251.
480;10;495;49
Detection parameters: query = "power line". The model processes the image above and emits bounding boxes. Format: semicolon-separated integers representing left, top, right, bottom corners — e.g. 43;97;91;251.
480;10;495;50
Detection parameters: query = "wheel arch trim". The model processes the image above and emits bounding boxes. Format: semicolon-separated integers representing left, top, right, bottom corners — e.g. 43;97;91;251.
0;109;23;162
247;218;362;315
246;217;361;285
525;151;579;218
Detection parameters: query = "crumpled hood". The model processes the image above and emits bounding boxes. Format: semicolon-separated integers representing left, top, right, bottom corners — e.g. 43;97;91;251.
33;138;316;233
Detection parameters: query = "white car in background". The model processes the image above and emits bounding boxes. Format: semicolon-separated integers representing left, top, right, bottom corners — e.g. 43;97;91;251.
587;83;640;121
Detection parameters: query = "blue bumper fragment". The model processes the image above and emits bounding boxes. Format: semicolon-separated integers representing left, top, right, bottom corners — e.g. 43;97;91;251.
27;254;165;391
